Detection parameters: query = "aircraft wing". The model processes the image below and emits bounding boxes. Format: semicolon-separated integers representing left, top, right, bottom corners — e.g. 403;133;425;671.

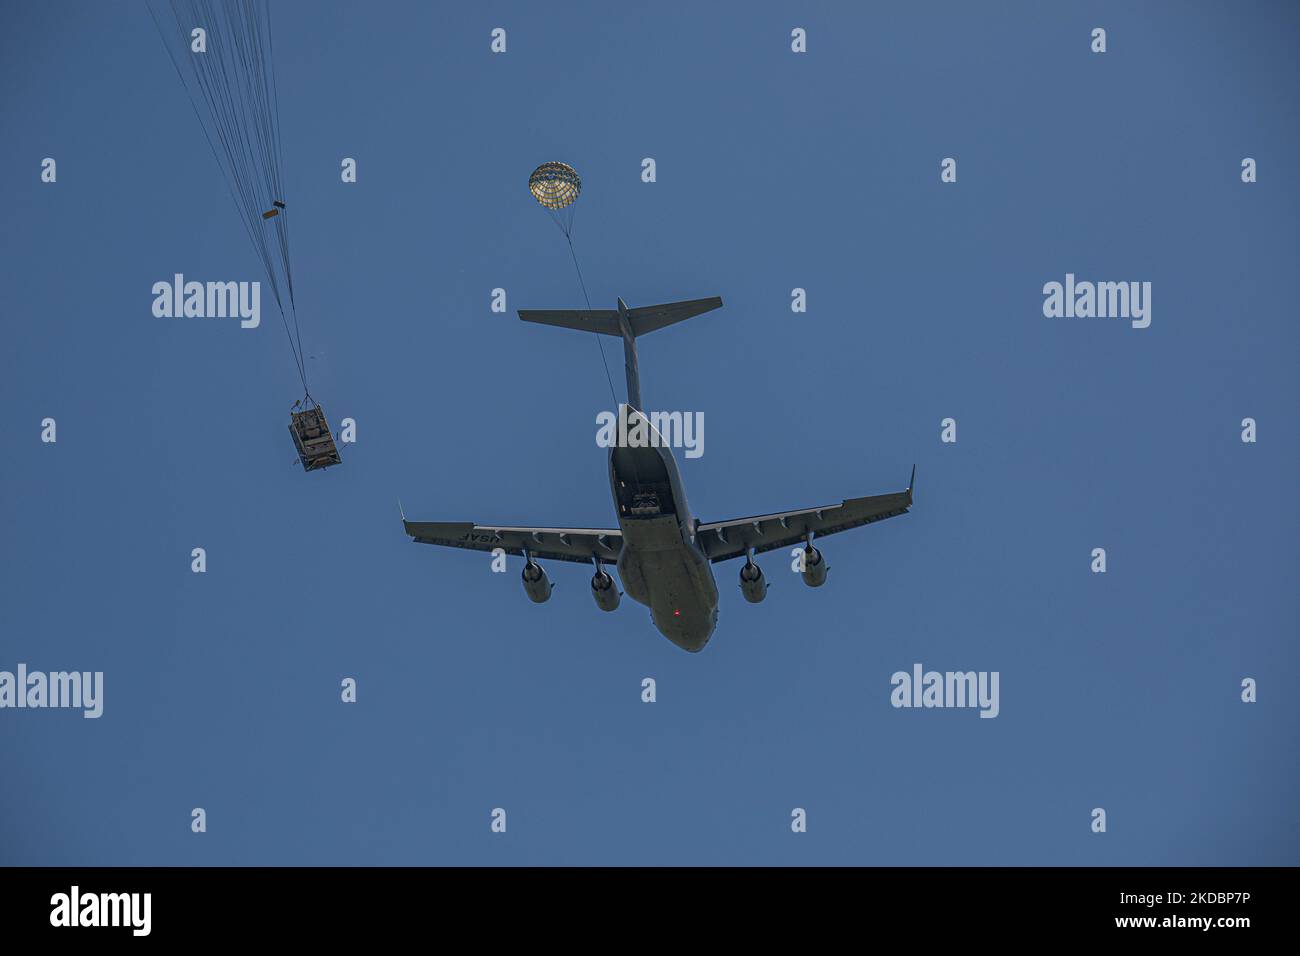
697;468;914;563
403;519;623;565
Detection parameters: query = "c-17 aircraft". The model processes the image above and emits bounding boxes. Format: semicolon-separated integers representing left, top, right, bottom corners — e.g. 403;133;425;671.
403;296;914;652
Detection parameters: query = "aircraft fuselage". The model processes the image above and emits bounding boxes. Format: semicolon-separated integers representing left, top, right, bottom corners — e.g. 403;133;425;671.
609;440;718;651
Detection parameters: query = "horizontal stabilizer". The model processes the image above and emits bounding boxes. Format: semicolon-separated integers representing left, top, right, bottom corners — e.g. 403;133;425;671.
627;297;723;336
518;296;723;339
518;309;620;336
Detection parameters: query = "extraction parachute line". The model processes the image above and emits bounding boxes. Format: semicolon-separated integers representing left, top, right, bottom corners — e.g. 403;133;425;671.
564;233;620;411
528;162;620;411
148;0;311;399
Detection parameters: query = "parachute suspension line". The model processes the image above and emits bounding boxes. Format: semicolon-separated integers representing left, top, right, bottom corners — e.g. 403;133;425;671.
563;230;641;489
256;1;303;358
147;0;311;399
528;161;630;473
563;231;620;412
254;29;304;401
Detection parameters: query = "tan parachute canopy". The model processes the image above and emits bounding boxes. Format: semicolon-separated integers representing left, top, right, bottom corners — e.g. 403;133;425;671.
529;162;582;236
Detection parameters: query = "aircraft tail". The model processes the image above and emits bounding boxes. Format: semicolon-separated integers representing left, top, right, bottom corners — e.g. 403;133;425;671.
518;296;723;410
517;296;722;338
621;296;724;336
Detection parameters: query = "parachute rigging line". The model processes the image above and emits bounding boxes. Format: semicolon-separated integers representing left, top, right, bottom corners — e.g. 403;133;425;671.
148;0;311;400
529;162;629;432
564;232;641;488
529;159;650;493
564;233;620;412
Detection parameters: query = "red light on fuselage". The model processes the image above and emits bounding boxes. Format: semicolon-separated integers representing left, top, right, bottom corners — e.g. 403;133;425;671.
673;609;681;617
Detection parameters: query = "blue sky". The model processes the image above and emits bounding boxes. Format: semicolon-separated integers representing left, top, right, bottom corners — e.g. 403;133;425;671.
1;0;1296;865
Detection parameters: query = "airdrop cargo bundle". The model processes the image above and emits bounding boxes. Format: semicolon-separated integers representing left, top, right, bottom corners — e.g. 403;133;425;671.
289;403;341;473
151;1;336;476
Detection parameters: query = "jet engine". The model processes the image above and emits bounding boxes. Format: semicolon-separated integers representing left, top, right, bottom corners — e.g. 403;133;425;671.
521;559;553;603
801;545;828;587
739;556;768;603
591;568;621;611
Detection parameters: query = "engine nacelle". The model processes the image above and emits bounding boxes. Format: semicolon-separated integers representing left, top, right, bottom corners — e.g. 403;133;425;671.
801;546;828;587
739;558;768;603
521;560;553;603
591;569;621;612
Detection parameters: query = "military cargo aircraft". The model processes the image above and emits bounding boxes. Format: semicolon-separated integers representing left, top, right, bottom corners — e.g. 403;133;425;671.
403;296;913;652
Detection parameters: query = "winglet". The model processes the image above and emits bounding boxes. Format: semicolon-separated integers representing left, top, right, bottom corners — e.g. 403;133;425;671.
909;464;916;496
398;498;406;521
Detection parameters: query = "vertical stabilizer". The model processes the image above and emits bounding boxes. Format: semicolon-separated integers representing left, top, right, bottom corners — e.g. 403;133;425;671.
616;297;641;410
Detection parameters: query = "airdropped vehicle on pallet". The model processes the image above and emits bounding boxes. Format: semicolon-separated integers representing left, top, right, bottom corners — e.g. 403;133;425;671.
150;0;341;472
